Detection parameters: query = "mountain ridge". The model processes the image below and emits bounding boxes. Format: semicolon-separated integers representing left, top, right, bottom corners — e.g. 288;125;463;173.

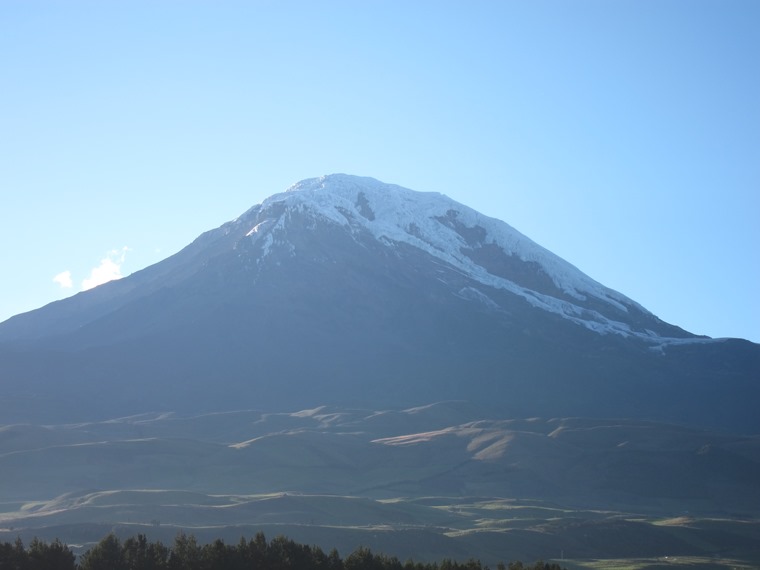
2;174;696;343
239;174;692;341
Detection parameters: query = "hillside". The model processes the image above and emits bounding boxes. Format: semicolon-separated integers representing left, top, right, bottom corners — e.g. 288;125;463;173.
0;175;757;431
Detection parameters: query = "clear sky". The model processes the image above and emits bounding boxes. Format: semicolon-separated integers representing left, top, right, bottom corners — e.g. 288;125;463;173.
1;1;758;342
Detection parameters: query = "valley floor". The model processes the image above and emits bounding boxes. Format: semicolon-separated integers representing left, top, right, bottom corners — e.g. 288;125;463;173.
1;403;759;567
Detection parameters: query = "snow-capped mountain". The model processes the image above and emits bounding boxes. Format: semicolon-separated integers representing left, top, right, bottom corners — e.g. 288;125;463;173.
236;174;688;342
0;175;757;431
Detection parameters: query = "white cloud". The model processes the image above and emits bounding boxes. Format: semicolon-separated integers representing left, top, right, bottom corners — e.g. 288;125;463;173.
81;247;130;291
53;270;73;289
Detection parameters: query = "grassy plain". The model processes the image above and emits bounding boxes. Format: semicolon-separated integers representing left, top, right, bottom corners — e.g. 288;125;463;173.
1;404;759;567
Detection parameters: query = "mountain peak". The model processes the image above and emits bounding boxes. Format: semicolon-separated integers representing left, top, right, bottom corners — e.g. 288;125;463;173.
2;174;691;345
242;174;684;342
285;173;391;193
0;174;756;431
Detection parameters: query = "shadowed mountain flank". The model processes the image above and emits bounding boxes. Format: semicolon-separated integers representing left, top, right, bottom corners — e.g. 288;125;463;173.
0;175;757;431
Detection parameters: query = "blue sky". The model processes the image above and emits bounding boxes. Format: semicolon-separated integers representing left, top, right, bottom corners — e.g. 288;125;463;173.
1;0;758;342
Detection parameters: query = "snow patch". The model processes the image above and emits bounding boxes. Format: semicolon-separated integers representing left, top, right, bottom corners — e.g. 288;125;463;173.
245;220;273;237
457;287;501;311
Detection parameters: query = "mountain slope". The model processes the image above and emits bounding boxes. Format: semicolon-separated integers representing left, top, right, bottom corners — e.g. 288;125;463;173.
0;175;757;430
2;406;759;564
0;174;690;343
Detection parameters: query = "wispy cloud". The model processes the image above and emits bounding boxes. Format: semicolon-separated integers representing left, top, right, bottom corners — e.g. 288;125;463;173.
53;270;73;289
81;247;130;291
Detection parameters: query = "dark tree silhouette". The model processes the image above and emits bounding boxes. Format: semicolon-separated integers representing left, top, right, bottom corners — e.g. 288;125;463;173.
0;533;568;570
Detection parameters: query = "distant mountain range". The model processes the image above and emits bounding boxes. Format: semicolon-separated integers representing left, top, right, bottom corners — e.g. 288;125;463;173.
0;174;758;431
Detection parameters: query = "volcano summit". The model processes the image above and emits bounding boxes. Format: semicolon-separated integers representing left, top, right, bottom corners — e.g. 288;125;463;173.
0;174;757;430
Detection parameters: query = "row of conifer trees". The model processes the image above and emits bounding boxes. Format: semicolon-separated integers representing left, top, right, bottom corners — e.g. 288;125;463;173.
0;532;565;570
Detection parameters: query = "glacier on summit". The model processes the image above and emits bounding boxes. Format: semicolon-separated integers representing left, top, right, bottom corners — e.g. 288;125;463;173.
236;174;693;343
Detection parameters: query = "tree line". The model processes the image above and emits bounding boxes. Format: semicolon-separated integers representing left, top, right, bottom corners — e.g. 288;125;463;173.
0;532;566;570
